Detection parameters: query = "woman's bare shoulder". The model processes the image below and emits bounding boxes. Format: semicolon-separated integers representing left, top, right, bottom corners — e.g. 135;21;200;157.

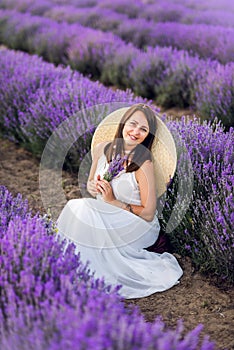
135;160;154;180
137;159;154;171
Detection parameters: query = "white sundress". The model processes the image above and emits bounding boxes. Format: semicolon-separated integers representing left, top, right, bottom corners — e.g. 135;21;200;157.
56;154;183;299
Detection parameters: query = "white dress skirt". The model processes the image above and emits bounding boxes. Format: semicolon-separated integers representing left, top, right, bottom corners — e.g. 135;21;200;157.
56;154;183;299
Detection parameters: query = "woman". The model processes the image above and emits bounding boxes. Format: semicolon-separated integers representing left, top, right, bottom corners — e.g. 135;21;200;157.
57;104;183;299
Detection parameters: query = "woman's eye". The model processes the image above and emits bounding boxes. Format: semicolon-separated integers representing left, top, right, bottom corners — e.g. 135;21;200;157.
141;128;147;132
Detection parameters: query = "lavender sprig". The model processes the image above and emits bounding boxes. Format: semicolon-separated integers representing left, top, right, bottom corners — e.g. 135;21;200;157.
103;154;127;182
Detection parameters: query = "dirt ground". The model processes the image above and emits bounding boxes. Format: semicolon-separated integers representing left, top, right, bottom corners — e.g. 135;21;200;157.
0;137;233;350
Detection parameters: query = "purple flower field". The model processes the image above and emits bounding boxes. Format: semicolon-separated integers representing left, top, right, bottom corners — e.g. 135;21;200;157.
0;2;233;126
2;0;234;63
0;47;233;285
0;186;216;349
162;118;234;282
0;1;234;348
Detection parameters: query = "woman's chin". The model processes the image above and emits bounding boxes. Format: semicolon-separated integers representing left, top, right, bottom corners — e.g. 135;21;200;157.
124;139;138;148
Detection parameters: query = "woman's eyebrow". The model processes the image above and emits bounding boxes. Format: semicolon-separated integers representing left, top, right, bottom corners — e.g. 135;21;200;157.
131;119;149;130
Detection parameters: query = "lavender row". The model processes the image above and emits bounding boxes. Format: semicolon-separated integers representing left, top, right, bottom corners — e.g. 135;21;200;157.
180;0;234;12
0;47;145;160
0;48;233;285
0;9;126;74
1;1;234;63
0;10;233;127
40;4;129;32
138;3;234;28
115;20;234;64
43;4;234;63
47;0;234;27
41;3;234;63
10;0;232;22
46;0;234;26
1;186;214;349
0;0;129;31
95;0;234;20
161;118;234;284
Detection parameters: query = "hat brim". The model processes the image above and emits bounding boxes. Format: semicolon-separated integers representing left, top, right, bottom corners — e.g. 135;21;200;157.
91;107;177;198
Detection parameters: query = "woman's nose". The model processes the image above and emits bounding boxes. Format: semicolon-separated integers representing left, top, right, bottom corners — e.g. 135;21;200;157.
132;127;140;135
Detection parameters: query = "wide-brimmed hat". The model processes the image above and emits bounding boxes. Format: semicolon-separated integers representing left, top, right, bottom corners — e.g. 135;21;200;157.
91;106;177;197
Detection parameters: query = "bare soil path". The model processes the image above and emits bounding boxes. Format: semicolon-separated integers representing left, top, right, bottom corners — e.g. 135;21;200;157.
0;137;233;350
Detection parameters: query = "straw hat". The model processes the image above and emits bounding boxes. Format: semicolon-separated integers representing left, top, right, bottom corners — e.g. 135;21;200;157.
91;107;177;198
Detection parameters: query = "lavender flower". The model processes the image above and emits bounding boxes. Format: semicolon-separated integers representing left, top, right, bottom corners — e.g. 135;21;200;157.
103;154;127;182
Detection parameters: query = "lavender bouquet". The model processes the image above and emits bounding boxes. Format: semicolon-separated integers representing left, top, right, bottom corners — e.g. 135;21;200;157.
103;154;127;182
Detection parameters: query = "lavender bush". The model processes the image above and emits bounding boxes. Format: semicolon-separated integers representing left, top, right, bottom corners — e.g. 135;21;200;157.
97;0;142;18
183;0;234;12
0;185;29;235
195;63;234;128
100;43;139;89
45;5;128;31
67;28;124;80
128;46;206;108
0;10;78;65
0;9;127;72
127;46;173;100
160;118;234;283
0;185;215;349
0;47;69;141
0;0;51;15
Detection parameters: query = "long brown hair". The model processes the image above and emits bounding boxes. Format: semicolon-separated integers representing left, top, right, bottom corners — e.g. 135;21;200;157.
104;104;157;172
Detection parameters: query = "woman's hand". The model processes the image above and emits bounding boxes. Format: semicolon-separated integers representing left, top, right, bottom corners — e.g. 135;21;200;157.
86;141;110;197
87;179;99;197
96;177;115;203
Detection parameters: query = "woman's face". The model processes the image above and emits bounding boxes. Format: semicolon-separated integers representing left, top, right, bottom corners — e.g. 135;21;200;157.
122;111;149;149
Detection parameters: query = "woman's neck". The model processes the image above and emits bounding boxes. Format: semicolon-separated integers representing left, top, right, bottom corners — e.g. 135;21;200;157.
123;148;132;155
123;142;136;154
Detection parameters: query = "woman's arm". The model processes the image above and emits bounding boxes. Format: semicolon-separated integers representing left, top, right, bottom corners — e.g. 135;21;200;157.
131;160;157;221
86;142;108;197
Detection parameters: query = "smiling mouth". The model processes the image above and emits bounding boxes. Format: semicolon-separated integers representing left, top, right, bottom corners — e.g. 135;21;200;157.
128;134;138;140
